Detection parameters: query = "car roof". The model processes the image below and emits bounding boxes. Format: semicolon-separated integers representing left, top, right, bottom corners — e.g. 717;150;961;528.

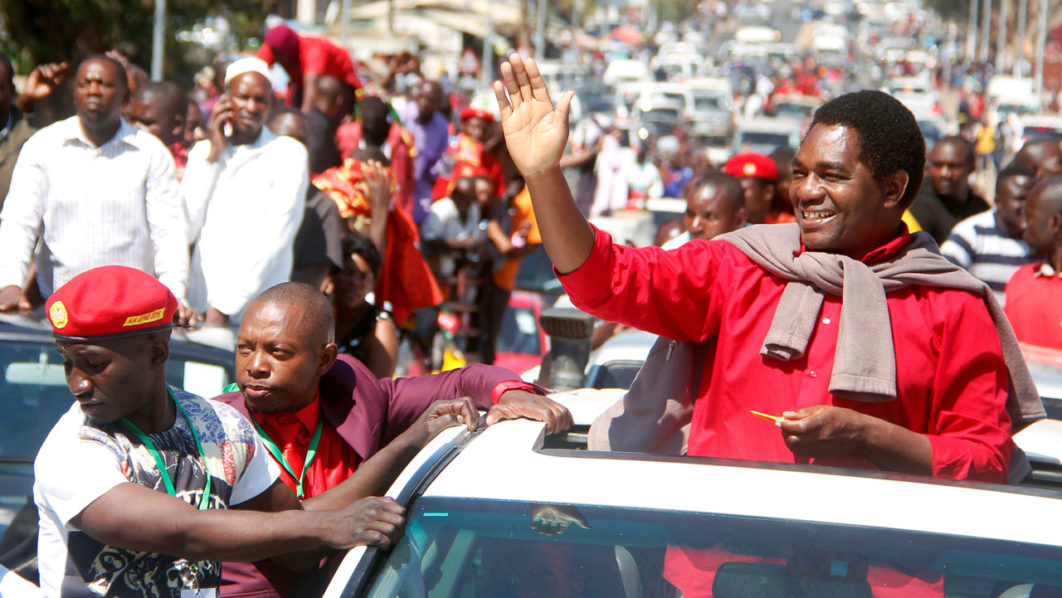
414;421;1062;547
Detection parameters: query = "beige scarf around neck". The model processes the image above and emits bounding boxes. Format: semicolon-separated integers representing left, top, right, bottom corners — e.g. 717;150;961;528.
716;223;1045;429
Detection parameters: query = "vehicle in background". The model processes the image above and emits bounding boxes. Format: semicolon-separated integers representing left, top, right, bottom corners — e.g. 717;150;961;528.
493;291;549;377
882;76;941;119
602;58;649;87
687;77;736;146
650;52;704;81
987;75;1041;114
731;116;803;155
733;25;781;44
584;329;655;390
0;313;236;538
1020;113;1062;144
768;93;824;121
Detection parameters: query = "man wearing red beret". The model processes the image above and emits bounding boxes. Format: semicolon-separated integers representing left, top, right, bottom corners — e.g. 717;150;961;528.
34;266;413;598
213;282;571;596
430;108;506;202
722;152;784;225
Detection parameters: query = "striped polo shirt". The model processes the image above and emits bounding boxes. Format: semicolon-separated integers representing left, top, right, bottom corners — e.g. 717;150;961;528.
940;209;1037;303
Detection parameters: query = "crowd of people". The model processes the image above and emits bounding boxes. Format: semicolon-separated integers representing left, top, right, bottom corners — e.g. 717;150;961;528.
0;10;1059;596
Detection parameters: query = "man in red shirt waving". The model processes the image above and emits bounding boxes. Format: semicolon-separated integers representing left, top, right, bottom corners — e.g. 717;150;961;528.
492;54;1043;482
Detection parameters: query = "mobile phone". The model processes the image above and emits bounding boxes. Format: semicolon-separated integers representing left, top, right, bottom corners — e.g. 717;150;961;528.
220;94;233;137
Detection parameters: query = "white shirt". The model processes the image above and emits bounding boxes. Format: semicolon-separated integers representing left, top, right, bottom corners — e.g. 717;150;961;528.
420;196;483;277
182;128;308;320
0;116;188;299
34;390;279;597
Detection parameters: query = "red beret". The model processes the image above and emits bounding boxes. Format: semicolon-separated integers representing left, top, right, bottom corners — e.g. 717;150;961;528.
459;107;495;123
453;161;491;181
46;266;178;342
723;153;779;182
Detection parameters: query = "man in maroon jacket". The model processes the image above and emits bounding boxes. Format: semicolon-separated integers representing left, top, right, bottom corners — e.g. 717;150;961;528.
215;282;570;596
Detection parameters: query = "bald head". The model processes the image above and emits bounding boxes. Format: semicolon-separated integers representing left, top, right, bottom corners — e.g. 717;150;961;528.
1015;139;1062;179
1024;175;1062;260
313;74;343;117
128;81;186;145
249;282;334;345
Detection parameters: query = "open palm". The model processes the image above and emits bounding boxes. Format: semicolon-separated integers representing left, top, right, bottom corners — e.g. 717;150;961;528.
493;55;575;178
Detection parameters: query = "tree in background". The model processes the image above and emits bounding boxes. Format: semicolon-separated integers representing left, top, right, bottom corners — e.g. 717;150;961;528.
0;0;276;86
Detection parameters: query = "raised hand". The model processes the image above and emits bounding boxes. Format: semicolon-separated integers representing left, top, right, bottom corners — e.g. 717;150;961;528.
492;55;575;178
19;62;69;108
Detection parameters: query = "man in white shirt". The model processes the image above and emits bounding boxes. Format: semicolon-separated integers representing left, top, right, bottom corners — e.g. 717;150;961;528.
182;58;308;326
420;164;487;279
35;265;405;597
0;55;192;322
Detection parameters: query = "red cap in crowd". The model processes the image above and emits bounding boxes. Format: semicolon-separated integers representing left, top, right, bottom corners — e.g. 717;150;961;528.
453;161;491;181
46;266;178;342
723;153;779;182
459;107;494;123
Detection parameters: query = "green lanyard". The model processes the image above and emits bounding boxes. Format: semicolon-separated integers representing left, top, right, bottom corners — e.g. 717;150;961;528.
122;389;212;511
249;411;323;500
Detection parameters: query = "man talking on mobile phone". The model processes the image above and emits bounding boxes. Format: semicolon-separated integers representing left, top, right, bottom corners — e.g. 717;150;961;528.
181;57;308;328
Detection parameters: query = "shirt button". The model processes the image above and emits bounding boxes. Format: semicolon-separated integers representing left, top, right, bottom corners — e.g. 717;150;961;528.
809;370;817;378
822;317;832;325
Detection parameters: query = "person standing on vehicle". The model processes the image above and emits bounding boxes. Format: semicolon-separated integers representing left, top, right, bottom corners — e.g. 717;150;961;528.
0;56;193;323
34;266;408;598
493;55;1042;484
213;282;571;597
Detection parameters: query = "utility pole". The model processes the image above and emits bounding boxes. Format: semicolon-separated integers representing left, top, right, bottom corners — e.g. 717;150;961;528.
1016;0;1029;75
1034;0;1047;108
966;0;978;63
994;0;1009;72
150;0;166;80
341;0;351;45
979;0;991;63
535;0;547;62
481;0;495;90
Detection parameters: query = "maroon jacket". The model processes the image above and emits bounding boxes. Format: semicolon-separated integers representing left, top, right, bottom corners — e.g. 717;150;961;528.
217;355;528;597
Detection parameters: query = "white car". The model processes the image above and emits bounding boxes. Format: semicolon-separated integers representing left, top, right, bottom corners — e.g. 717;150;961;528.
321;407;1062;597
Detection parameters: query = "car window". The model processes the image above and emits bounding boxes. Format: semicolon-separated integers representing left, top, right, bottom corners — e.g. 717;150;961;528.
356;497;1062;598
496;307;541;356
0;339;233;463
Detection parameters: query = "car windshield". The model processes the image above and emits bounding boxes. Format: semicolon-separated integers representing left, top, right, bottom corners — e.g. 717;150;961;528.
693;95;723;110
740;131;792;146
356;497;1062;597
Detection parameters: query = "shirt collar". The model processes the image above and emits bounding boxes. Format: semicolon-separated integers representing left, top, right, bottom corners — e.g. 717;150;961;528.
795;222;911;264
61;116;141;149
1037;260;1059;278
0;112;13;141
256;390;321;435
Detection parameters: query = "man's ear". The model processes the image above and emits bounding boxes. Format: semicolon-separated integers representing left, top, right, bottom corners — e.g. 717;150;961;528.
318;342;338;376
882;170;910;210
148;334;170;367
735;206;749;228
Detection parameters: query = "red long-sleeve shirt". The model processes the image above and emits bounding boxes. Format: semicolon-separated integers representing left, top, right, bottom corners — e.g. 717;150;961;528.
561;227;1013;482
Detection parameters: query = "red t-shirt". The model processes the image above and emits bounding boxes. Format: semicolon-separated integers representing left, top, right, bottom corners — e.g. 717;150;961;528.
560;227;1013;482
252;392;360;499
1004;262;1062;350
